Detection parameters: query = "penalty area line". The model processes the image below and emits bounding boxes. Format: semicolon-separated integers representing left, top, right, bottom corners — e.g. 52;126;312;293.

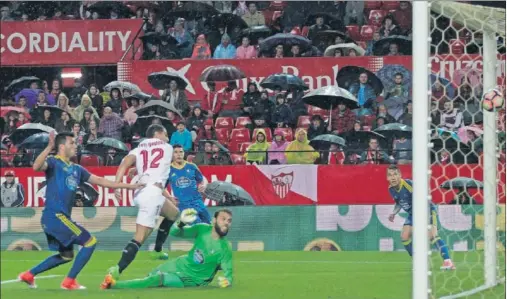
1;274;62;285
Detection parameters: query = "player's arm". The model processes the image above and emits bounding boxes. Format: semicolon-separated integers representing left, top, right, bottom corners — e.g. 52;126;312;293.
169;209;207;239
87;174;144;190
32;131;55;171
217;246;233;288
388;189;402;222
115;154;136;184
193;164;207;193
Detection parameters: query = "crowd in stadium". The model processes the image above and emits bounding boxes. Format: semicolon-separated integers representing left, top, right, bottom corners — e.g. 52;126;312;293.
0;1;504;168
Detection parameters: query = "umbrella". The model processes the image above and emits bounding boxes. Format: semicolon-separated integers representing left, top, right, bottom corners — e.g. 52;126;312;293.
85;137;129;153
17;133;50;150
441;177;483;189
260;73;308;91
383;96;408;120
31;105;67;122
374;123;412;139
37;181;99;207
163;2;218;20
343;131;386;146
208;13;248;31
124;92;153;106
7;123;56;145
0;106;31;120
376;64;412;92
240;26;272;45
148;71;188;90
323;43;365;57
199;65;246;82
259;33;312;52
15;89;56;108
104;81;141;94
303;85;359;110
372;35;412;56
139;32;178;45
135;100;183;119
315;30;354;44
197;139;229;153
88;1;133;18
430;74;455;98
4;76;40;96
457;126;484;144
309;134;346;149
204;181;255;206
135;115;175;137
336;66;384;96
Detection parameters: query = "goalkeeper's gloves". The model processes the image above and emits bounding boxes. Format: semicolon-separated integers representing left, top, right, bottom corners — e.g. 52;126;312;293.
178;208;197;227
217;276;230;288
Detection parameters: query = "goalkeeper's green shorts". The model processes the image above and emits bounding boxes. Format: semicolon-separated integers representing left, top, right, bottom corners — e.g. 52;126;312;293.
148;260;200;288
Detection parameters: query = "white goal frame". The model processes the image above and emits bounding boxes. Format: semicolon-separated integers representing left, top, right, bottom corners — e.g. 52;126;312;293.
412;2;502;299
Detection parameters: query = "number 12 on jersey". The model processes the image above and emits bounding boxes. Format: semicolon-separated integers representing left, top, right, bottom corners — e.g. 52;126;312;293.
140;148;164;172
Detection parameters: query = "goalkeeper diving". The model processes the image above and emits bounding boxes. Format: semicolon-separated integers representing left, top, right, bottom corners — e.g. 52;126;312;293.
100;208;233;289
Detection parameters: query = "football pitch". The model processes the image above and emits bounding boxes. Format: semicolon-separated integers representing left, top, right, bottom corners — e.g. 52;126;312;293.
1;251;505;299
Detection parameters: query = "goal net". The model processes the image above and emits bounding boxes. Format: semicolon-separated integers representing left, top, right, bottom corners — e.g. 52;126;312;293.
422;1;506;298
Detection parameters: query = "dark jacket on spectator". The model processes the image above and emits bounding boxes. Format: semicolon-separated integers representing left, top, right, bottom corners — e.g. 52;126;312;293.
38;118;55;128
252;96;276;122
307;115;327;140
82;131;103;146
241;83;261;113
186;107;206;132
55;118;74;133
287;90;307;126
162;89;190;117
89;93;104;116
69;85;88;107
271;102;293;127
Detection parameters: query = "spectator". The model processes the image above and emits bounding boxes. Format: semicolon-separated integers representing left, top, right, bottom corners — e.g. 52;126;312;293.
72;122;85;148
286;89;307;126
73;94;100;123
308;16;331;41
271;94;293;128
331;102;356;134
79;107;100;132
242;82;261;115
327;144;346;165
50;79;62;98
191;34;212;59
42;80;50;94
123;98;140;126
56;93;74;115
375;116;386;129
245;129;270;164
365;31;381;56
170;122;193;152
20;13;29;22
82;119;102;145
55;111;74;133
242;2;265;27
38;108;55;127
0;170;24;207
69;78;87;107
287;45;302;58
387;43;401;56
16;113;29;127
440;100;464;131
17;96;30;113
30;81;39;90
104;149;123;166
236;36;257;59
88;84;104;116
193;141;213;165
274;44;285;58
171;18;194;58
252;91;275;123
186;105;206;140
344;1;364;26
307;115;327;140
4;114;18;134
430;102;441;130
393;136;412;164
268;129;289;164
98;107;123;140
35;91;49;107
379;15;401;37
285;128;319;164
376;104;396;124
220;81;244;117
106;88;123;115
392;1;412;34
209;143;232;165
213;34;236;59
196;119;217;144
360;137;391;164
386;73;409;99
202;82;223;119
161;80;190;117
349;72;377;109
398;101;413;125
0;6;14;21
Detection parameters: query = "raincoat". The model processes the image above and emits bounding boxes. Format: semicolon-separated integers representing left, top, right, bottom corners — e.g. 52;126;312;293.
285;128;319;164
244;129;270;164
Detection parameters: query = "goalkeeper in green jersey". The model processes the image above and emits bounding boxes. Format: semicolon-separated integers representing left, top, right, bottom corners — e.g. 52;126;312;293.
100;208;233;290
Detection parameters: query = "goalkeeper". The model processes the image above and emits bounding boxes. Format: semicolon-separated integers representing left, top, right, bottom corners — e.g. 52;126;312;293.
100;208;233;289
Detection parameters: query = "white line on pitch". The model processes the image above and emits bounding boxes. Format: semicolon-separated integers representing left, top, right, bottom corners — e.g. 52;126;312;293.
1;274;62;285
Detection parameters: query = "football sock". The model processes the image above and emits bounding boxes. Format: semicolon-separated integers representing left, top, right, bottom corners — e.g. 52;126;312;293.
118;239;142;273
431;237;450;260
154;219;173;252
402;239;413;256
30;254;72;276
68;237;97;279
112;273;162;289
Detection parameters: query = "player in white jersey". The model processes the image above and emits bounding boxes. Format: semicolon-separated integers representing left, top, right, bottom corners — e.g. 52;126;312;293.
107;124;180;279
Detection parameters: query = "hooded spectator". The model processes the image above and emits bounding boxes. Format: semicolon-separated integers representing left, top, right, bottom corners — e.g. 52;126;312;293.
245;129;270;164
171;18;194;58
191;34;212;59
252;91;275;123
74;94;100;122
241;82;261;115
69;78;87;107
307;115;327;140
213;33;236;59
271;94;293;128
285;128;319;164
268;129;290;164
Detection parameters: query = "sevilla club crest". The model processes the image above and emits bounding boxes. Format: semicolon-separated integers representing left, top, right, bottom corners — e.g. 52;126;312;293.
271;172;294;199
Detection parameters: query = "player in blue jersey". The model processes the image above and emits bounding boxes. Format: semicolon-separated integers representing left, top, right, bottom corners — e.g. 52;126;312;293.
387;165;455;270
151;144;209;260
17;132;144;290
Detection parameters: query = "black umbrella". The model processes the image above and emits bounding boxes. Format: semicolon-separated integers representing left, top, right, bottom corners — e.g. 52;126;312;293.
374;123;412;139
4;76;41;96
198;139;229;152
314;30;354;44
209;13;248;31
85;137;129;153
124;92;153;106
373;35;412;56
336;66;384;96
135;100;182;118
139;32;178;45
303;85;359;110
260;73;308;91
259;33;312;52
17;133;50;150
240;26;272;45
148;71;188;90
204;181;255;206
31;105;67;122
309;134;346;149
199;65;246;82
7;123;56;145
104;81;141;94
343;131;386;146
163;2;218;20
135;115;175;137
88;1;133;18
441;177;483;189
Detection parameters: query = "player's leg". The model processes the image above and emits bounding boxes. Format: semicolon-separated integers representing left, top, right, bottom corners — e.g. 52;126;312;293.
401;216;413;256
428;210;455;270
152;198;179;260
101;272;185;289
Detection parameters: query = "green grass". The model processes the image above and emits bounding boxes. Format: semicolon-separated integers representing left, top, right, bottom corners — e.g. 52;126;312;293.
1;251;505;299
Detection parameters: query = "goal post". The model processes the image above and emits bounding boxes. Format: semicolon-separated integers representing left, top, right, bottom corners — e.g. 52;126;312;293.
413;1;506;299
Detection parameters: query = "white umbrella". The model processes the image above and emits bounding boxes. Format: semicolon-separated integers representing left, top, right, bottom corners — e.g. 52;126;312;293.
324;43;365;57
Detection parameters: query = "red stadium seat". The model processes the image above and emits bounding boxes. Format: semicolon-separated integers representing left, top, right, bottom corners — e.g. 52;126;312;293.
230;154;246;165
382;1;400;10
215;117;234;130
239;142;252;153
297;115;312;128
301;26;310;37
235;116;252;128
360;114;376;127
364;1;382;10
187;154;195;163
215;128;230;145
252;128;272;142
360;25;376;41
368;10;387;27
274;127;294;141
229;128;251;152
346;25;361;41
80;154;103;167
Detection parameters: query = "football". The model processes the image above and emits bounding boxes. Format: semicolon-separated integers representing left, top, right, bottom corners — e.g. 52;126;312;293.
482;88;505;112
